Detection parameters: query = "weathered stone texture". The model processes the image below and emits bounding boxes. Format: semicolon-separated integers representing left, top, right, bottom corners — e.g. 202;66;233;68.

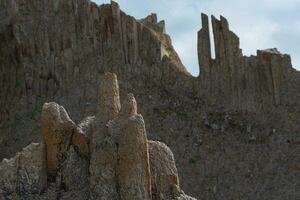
197;13;211;88
197;14;295;110
115;94;151;200
0;143;46;199
149;141;180;200
1;1;300;200
1;72;194;200
89;72;120;200
41;102;81;178
97;72;121;120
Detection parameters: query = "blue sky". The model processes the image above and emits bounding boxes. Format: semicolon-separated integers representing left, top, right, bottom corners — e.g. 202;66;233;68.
94;0;300;76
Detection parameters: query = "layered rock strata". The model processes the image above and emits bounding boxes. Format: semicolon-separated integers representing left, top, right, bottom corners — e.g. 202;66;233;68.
0;72;196;200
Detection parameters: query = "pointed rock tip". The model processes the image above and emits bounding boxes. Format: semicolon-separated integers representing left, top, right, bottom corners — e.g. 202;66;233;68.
98;72;121;119
220;15;229;27
42;102;72;122
201;13;208;19
220;15;228;21
121;93;138;116
110;0;119;7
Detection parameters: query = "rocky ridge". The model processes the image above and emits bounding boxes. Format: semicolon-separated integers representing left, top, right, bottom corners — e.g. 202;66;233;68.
0;0;299;199
198;14;297;110
0;72;196;200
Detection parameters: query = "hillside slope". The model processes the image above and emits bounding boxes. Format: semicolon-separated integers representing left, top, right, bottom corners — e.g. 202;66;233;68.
0;0;299;199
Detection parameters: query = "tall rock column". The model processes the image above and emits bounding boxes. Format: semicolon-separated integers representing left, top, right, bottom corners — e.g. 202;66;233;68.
109;93;152;200
97;72;121;121
198;13;212;90
211;15;242;96
89;72;121;199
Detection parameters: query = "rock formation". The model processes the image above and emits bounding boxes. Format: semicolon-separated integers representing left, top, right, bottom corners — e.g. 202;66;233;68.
0;0;189;159
0;143;47;199
149;141;180;200
198;14;295;110
1;0;299;199
0;73;196;200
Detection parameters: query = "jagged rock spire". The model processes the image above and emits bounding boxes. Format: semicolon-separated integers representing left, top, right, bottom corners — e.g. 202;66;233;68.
90;72;121;199
198;13;211;85
97;72;121;121
120;93;138;116
197;14;292;109
115;93;152;200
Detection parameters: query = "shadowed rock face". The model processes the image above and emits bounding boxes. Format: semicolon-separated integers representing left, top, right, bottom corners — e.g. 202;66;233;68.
1;1;300;199
0;143;47;199
0;73;196;200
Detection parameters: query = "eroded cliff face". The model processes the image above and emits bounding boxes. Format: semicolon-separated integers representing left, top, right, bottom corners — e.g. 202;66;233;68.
0;0;190;158
0;72;196;200
198;13;298;110
1;0;300;199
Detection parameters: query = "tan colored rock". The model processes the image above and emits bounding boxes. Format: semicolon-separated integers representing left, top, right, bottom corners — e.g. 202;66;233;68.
71;129;90;158
197;14;292;110
113;93;152;200
2;0;297;198
148;141;180;199
120;93;138;116
89;72;121;200
78;116;96;139
41;102;75;177
41;102;88;177
97;72;121;121
1;71;197;200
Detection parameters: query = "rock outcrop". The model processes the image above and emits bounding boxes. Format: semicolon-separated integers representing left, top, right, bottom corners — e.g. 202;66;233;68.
198;14;294;110
0;0;189;159
0;73;196;200
112;93;152;200
149;141;180;200
1;1;299;200
0;143;47;200
89;72;120;200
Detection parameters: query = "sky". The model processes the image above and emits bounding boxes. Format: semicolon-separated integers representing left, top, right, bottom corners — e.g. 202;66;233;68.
94;0;300;76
